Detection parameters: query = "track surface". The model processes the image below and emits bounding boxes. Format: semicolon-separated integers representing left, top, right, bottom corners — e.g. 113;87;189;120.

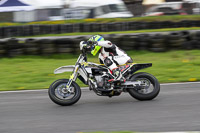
0;83;200;133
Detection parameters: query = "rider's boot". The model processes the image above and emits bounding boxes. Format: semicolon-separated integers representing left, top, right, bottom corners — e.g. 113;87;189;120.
109;68;125;83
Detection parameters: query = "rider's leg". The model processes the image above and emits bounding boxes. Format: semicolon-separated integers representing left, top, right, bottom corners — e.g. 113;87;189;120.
113;55;132;65
103;57;123;81
110;55;132;82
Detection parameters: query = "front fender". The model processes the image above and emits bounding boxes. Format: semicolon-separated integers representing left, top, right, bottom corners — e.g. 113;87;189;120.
54;65;75;74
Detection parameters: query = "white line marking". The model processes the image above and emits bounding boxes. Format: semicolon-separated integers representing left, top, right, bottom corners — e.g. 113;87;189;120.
0;89;47;94
0;82;199;94
155;132;200;133
0;88;88;94
161;82;200;86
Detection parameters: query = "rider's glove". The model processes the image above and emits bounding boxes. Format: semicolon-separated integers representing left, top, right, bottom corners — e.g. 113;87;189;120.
93;41;98;46
81;41;87;46
80;41;87;50
87;41;98;46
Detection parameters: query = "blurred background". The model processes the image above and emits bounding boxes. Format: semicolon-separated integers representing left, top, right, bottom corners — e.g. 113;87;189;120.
0;0;199;22
0;0;200;91
1;2;200;133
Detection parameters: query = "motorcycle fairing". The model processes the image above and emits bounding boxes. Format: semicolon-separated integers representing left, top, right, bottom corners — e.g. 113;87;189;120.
54;65;92;84
54;63;96;74
54;63;152;75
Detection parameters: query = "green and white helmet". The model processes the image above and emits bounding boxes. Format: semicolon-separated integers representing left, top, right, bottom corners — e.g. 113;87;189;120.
88;35;104;56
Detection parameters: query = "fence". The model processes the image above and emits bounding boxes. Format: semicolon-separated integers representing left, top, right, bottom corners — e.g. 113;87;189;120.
0;30;200;57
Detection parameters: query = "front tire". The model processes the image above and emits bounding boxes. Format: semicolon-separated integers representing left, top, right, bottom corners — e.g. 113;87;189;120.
127;72;160;101
48;79;81;106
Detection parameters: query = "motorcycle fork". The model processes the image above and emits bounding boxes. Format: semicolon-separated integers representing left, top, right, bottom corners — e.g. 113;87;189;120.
65;65;80;92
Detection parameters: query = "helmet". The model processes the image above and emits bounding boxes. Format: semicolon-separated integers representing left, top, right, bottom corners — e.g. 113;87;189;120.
88;35;104;56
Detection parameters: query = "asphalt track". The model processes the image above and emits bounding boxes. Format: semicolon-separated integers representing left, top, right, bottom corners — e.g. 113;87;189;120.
0;82;200;133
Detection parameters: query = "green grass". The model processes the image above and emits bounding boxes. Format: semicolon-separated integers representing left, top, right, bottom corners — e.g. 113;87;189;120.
1;15;200;27
17;27;200;38
0;50;200;91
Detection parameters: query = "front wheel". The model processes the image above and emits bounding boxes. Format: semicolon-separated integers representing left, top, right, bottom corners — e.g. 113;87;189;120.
48;79;81;106
127;72;160;101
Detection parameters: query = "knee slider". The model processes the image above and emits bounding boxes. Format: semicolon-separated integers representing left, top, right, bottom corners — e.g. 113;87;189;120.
104;57;113;67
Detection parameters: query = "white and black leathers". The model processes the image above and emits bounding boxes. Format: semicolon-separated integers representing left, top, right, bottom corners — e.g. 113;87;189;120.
97;41;132;70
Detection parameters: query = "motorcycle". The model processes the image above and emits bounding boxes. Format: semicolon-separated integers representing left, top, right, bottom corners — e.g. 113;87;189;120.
48;42;160;106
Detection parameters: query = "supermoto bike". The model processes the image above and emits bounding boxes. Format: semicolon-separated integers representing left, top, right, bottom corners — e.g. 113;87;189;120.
48;42;160;106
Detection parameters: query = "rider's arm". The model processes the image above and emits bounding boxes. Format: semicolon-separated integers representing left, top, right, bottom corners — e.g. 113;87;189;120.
97;41;113;48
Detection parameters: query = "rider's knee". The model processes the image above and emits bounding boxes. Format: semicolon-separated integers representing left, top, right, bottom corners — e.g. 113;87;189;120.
99;59;103;64
104;57;113;67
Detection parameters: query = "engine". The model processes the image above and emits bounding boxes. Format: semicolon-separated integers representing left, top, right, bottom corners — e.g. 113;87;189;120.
94;75;111;91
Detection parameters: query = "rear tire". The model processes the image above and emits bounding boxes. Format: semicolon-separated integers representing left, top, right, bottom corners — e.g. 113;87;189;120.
127;72;160;101
48;79;81;106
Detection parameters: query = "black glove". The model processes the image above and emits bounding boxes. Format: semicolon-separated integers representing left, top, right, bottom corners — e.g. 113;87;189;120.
87;41;98;46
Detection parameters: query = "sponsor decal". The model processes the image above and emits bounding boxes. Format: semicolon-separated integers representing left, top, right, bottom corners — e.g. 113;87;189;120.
114;55;125;59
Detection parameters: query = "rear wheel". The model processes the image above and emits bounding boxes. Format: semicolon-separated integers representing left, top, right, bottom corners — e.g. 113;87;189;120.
48;79;81;106
127;72;160;101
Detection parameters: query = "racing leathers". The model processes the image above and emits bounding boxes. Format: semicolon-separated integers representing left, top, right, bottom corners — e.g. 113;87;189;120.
97;41;133;82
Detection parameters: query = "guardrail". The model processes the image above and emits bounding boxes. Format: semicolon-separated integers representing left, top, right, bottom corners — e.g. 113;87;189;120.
0;30;200;57
0;20;200;38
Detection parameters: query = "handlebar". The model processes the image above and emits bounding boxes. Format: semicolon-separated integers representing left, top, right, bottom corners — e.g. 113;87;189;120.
87;41;97;46
80;41;97;55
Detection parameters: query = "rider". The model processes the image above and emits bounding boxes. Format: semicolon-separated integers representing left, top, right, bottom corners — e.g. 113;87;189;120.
81;35;133;82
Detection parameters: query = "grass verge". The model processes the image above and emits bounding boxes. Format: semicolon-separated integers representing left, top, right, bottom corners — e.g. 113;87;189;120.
1;15;200;27
0;50;200;91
